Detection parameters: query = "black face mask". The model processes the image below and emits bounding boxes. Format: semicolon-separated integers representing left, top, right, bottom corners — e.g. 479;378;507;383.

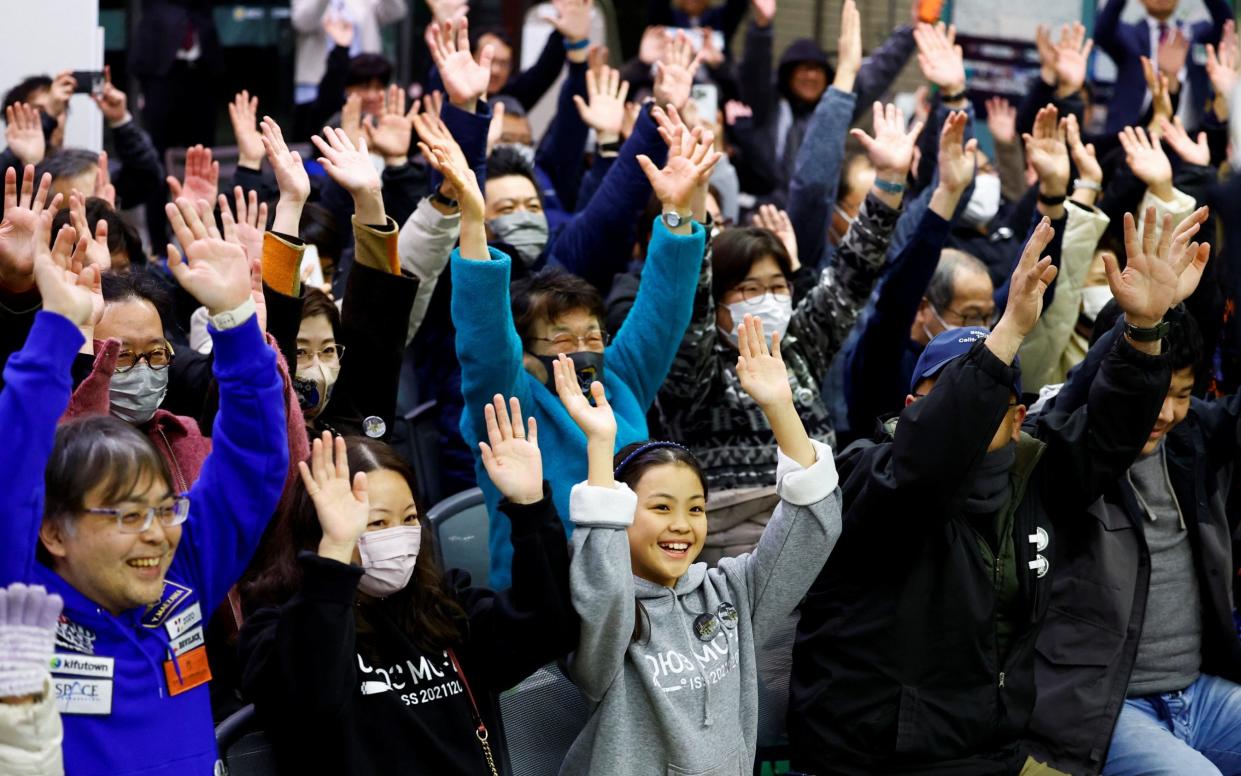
962;441;1016;516
533;350;605;397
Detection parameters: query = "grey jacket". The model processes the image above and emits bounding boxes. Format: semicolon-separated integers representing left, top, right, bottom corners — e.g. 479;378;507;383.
560;440;842;776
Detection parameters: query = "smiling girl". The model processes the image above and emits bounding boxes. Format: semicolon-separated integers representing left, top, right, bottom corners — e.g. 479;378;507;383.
553;315;844;776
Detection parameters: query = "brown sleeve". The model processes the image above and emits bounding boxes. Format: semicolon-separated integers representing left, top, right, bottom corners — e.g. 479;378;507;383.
351;215;400;275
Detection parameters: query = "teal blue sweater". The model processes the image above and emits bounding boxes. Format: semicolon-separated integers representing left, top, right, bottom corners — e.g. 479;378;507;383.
452;218;706;588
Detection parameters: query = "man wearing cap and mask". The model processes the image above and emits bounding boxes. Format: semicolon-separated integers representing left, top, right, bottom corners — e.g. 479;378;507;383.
789;207;1196;775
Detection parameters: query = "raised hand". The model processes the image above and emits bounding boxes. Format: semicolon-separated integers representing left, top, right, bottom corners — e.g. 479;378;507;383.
1021;104;1070;195
4;103;44;166
46;72;75;119
95;151;117;207
735;314;792;410
219;186;267;263
301;433;370;564
638;25;668;64
91;66;129;126
260;116;310;235
835;0;862;91
699;27;725;69
985;96;1017;145
0;166;62;292
165;197;252;315
428;18;493;110
412;105;470;179
1110;206;1206;328
850;101;924;181
1160;116;1211;166
33;219;98;327
1206;20;1238;119
478;394;544;505
550;0;592;44
68;193;111;270
425;0;470;24
1064;113;1101;184
553;354;616;442
653;31;703;112
340;92;364;148
639;107;722;216
486;98;505;155
914;21;965;95
1167;206;1212;306
995;217;1058;341
420;141;482;219
936;111;978;195
1141;56;1174;130
167;145;220;205
1157;27;1189;86
322;14;355;49
229;90;264;169
573;66;630;143
0;583;65;703
751;0;776;28
312;127;385;224
1118;125;1173;201
1053;22;1093;97
752;204;799;269
1035;25;1058;85
364;85;420;164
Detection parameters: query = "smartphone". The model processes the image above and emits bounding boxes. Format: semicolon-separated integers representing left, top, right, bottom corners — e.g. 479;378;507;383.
691;84;719;125
71;70;105;96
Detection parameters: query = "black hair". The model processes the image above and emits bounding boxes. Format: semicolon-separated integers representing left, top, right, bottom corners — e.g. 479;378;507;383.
51;198;145;268
3;76;52;115
1091;301;1204;376
486;144;538;185
492;94;527;119
40;416;174;565
35;148;99;183
471;26;513;51
101;267;175;327
709;227;792;302
299;202;344;267
345;54;393;88
510;267;607;348
301;287;342;339
613;441;709;642
241;437;466;653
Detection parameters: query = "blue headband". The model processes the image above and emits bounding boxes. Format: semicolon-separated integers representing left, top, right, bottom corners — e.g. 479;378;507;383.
613;441;693;478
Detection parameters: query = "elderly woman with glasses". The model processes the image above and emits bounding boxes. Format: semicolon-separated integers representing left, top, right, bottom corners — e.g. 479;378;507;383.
1;197;289;776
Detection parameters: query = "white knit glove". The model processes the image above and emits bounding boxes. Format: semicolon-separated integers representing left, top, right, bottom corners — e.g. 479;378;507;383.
0;583;63;699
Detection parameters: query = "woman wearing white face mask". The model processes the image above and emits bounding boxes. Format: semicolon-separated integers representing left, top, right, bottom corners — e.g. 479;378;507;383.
239;397;577;776
656;101;920;562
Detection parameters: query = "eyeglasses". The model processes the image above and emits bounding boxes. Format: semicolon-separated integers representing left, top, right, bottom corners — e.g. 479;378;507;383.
296;344;345;369
729;281;792;304
530;331;610;353
929;302;994;329
115;345;174;373
84;496;191;534
691;601;739;642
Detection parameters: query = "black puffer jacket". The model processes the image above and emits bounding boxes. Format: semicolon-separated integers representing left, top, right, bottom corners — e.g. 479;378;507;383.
789;334;1170;775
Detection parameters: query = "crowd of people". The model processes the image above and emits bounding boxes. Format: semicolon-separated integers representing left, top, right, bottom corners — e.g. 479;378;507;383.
3;0;1241;773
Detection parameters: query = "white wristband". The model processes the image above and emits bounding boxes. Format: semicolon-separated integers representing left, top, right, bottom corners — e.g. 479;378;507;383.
208;296;256;330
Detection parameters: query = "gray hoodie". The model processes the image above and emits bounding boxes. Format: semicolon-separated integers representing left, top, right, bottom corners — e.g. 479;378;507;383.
560;440;842;776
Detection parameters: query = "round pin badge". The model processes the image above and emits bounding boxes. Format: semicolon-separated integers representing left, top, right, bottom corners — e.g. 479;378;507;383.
363;416;387;439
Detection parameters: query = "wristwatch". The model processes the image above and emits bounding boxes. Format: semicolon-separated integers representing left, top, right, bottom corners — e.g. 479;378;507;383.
209;297;256;331
1124;319;1171;343
661;211;687;229
430;190;459;210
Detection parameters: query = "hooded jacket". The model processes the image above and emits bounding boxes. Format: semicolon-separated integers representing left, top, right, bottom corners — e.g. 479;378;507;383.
559;440;842;775
1023;321;1241;775
789;333;1170;775
0;311;288;776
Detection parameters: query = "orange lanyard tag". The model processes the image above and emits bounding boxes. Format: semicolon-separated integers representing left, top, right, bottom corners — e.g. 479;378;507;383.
163;645;212;697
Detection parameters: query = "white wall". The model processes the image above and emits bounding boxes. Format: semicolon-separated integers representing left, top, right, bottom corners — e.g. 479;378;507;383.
0;0;103;152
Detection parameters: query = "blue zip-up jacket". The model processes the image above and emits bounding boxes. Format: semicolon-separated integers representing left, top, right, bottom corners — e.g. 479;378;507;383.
1;310;288;776
453;218;705;588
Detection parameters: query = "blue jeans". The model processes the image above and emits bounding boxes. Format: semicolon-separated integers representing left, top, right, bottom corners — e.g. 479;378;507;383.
1103;674;1241;775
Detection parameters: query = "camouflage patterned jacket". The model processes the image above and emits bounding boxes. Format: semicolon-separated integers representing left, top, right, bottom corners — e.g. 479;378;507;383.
656;192;900;490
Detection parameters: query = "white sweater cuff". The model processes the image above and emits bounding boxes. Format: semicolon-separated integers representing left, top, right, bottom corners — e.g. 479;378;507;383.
775;439;839;506
570;481;637;528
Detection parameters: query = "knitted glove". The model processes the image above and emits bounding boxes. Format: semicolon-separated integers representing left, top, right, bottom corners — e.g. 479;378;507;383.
0;583;64;699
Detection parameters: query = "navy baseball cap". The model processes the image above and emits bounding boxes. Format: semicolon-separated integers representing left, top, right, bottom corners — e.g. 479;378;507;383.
910;327;1022;396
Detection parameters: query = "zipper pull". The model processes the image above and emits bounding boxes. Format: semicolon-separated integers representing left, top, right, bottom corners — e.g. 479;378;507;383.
998;671;1006;688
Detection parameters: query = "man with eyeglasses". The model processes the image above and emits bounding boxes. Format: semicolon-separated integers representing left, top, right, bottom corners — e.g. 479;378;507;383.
0;198;289;776
789;209;1202;775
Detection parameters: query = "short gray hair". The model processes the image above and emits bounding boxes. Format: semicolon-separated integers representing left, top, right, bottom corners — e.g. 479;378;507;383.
925;248;989;310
